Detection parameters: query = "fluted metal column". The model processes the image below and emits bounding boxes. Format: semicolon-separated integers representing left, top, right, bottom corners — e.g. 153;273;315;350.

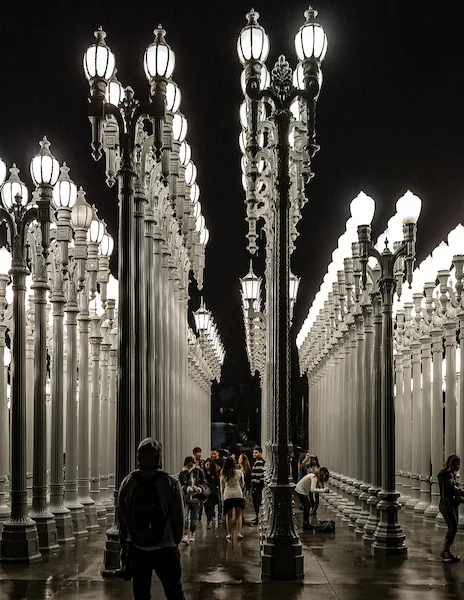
152;231;163;444
30;258;59;552
395;310;404;500
444;321;457;457
406;338;422;511
25;300;34;507
424;327;443;524
401;339;412;507
77;289;98;532
100;322;113;523
48;269;74;545
108;334;117;501
89;314;106;529
415;332;432;520
0;274;9;528
1;250;41;561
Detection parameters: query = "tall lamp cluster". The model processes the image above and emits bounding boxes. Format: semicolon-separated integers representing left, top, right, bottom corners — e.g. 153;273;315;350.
0;140;120;562
297;190;422;555
194;301;225;383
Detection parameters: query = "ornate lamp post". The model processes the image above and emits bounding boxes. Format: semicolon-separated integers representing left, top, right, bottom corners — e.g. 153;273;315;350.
0;137;57;562
357;191;421;555
237;6;327;579
0;248;11;530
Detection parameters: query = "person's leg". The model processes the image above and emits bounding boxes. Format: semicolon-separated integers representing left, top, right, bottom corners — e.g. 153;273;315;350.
314;493;320;514
236;507;243;537
225;509;233;538
448;508;459;556
153;547;185;600
440;507;456;560
297;492;310;525
251;488;259;520
204;497;214;524
190;504;200;536
308;492;315;513
181;504;191;543
130;547;154;600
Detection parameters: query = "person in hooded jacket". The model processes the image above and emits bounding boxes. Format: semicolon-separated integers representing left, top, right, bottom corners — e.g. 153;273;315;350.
117;437;185;600
178;456;205;543
438;454;464;562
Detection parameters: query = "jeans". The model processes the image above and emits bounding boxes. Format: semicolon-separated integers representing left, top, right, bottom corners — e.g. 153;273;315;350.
296;492;311;524
130;545;185;600
185;502;201;533
309;492;319;513
204;492;219;522
252;483;264;519
440;503;459;546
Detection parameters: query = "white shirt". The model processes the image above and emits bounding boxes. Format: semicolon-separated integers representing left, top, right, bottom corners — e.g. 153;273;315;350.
221;470;244;501
295;473;327;496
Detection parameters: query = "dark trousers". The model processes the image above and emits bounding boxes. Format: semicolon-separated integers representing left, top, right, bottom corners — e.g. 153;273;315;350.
252;483;264;518
204;492;218;521
185;502;201;533
440;504;459;547
309;492;319;513
130;546;185;600
296;492;311;524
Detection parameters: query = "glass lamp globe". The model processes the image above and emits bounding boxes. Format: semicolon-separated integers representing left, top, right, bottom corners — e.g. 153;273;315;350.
237;9;270;64
0;247;12;274
2;165;28;209
350;191;375;226
193;200;202;219
387;215;403;244
290;98;300;121
172;114;187;142
396;190;422;224
106;71;124;105
83;28;116;81
30;137;60;187
144;25;175;80
107;274;119;302
240;64;270;94
190;183;200;203
195;214;205;234
242;173;247;191
432;242;453;271
71;187;93;229
241;263;261;302
87;216;105;244
99;232;114;257
185;161;197;186
289;272;300;302
179;141;191;167
239;131;247;154
166;81;181;112
194;303;210;332
200;227;209;245
240;101;248;129
53;163;77;208
295;7;328;62
0;158;7;188
448;223;464;256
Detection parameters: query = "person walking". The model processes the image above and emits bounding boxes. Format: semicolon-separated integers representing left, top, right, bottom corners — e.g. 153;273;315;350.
238;453;252;525
178;456;205;544
221;457;245;540
117;437;185;600
438;454;464;562
295;466;330;529
250;446;265;526
203;457;220;529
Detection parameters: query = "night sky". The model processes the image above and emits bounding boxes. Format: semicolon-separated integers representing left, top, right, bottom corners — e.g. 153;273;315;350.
1;1;464;403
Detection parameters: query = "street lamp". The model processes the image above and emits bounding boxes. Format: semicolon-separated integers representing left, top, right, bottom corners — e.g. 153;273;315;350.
357;190;421;555
0;137;58;562
238;6;327;579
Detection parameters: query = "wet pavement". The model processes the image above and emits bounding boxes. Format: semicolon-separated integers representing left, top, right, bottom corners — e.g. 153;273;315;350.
2;502;464;599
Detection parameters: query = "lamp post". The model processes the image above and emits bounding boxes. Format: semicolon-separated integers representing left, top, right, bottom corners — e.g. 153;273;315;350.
358;190;421;555
84;26;178;571
238;6;327;579
0;248;11;530
0;137;57;562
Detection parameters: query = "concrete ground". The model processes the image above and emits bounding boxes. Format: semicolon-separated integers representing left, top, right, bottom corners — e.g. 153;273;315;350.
1;501;464;599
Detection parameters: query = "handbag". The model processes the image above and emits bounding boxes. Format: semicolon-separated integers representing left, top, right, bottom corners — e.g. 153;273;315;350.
199;482;212;503
314;519;335;533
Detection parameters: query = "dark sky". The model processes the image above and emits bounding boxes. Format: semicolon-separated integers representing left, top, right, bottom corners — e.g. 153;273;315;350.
1;0;464;379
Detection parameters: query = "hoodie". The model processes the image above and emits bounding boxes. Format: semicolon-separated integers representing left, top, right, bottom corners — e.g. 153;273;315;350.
117;438;185;552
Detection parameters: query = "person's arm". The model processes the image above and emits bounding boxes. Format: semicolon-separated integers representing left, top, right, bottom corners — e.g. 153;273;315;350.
117;475;131;558
309;474;328;494
170;479;185;545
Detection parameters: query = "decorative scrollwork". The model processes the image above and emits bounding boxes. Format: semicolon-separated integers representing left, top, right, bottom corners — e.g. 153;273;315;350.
270;55;293;105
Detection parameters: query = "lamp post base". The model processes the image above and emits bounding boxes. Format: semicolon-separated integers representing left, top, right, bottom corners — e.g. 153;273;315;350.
261;541;304;580
51;507;75;546
0;519;42;562
65;501;89;538
79;498;99;533
372;490;407;555
29;512;60;553
101;524;120;577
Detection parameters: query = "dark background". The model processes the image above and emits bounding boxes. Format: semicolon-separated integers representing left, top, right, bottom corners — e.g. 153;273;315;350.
1;1;463;448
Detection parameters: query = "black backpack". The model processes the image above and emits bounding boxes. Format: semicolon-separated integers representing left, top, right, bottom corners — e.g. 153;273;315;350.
314;519;335;533
128;471;170;547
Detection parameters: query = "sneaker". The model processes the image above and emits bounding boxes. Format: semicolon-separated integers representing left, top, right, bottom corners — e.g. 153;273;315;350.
181;535;189;545
207;520;212;529
440;550;452;562
190;533;196;542
237;533;244;540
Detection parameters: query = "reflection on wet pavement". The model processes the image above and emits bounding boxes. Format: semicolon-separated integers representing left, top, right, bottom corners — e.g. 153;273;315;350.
2;504;464;599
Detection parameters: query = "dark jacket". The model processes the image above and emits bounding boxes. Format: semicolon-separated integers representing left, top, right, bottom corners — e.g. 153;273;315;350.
178;465;205;504
438;468;462;511
117;438;184;554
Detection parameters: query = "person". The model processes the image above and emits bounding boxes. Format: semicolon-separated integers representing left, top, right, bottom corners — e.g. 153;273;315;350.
297;452;309;481
295;466;330;530
306;455;321;513
210;448;224;470
178;456;205;544
203;457;220;529
438;454;464;562
192;446;205;470
238;453;252;495
250;446;265;525
221;457;245;540
117;437;185;600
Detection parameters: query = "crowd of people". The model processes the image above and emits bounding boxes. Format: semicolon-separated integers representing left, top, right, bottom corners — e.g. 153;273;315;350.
177;445;265;543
